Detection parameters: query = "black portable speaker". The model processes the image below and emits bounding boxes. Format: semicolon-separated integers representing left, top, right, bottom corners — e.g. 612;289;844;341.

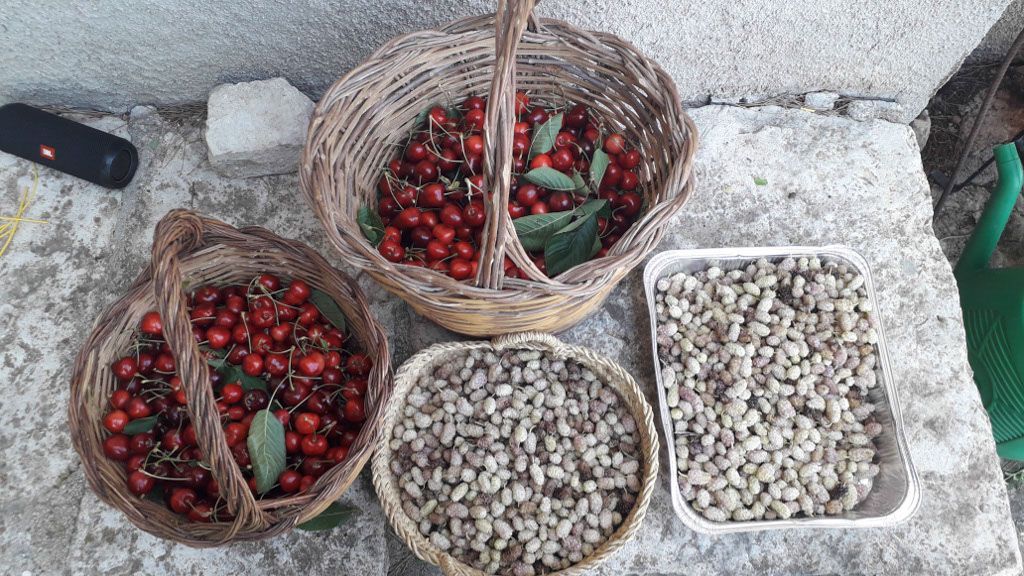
0;103;138;189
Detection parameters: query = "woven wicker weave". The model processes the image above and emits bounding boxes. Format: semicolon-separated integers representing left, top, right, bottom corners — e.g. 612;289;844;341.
68;209;392;546
372;332;659;575
301;0;697;336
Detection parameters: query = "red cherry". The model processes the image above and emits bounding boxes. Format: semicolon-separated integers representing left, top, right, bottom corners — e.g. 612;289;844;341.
343;396;367;423
440;204;464;227
463;135;484;157
565;104;588;128
530;202;549;215
516;184;540;206
301;434;329;456
405;141;428;162
620;170;639;191
426;240;450;260
103;434;131;460
420;210;440;228
437;147;460;172
111;357;138;382
382;226;402;244
604;133;626;155
129;432;156;455
110;389;131;410
285;431;303;454
393;207;423;230
555;131;578;150
509;201;528;219
514;92;530;116
409;226;433;248
169;488;198;514
257;274;281;292
294;412;321;435
449;258;474;280
205;326;232;349
393;186;416;208
414;160;438;182
187;501;213;523
547;191;573;212
279;470;302;493
140;311;163;336
326;445;350;464
224;422;248;447
464;108;485;131
513;121;530;135
418;183;446;208
125;397;152;419
619;149;642;169
512;134;530;158
241;354;264;377
530;154;553;170
266;353;289;377
345;353;372;376
378;197;400;218
452;242;475;261
432;224;456;245
527;106;549;126
463;202;486;228
194;285;222;305
615;192;642;217
551;148;573;172
284;279;312;305
464;95;486;110
190;303;216;327
126;470;155;495
601;163;622;187
378;239;405;263
298;351;326;377
221;382;244;404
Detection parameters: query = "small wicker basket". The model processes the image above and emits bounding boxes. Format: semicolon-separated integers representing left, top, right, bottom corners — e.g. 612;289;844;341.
301;0;697;336
68;209;393;546
372;332;659;575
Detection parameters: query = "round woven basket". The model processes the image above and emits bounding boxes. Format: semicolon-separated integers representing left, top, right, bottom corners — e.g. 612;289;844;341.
68;209;392;546
301;0;697;336
372;332;659;575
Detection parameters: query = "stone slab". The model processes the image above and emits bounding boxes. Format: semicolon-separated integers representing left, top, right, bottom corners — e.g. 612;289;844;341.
205;78;314;178
0;105;1019;575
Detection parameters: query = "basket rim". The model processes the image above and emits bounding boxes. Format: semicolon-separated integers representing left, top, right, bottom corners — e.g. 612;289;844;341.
67;212;394;546
371;331;660;576
300;9;699;299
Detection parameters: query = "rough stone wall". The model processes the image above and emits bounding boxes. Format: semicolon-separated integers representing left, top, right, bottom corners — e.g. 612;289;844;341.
972;0;1024;62
0;1;1014;126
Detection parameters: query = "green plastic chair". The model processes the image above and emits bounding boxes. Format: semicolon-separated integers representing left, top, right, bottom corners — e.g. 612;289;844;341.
955;143;1024;459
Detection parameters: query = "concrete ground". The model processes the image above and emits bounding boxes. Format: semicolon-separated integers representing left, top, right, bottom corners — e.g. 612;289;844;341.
0;104;1020;575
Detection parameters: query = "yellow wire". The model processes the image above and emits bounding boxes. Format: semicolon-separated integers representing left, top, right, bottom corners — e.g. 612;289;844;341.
0;167;46;259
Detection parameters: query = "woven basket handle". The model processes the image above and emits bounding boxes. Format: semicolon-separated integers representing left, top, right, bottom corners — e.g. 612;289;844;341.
149;209;265;532
476;0;538;290
492;331;565;354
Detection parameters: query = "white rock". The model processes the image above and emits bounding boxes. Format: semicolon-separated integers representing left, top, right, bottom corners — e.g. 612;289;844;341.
846;99;904;123
803;91;839;111
205;77;314;178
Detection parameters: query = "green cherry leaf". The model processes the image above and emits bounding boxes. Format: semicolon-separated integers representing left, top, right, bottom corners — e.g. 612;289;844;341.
247;409;286;494
524;167;576;191
589;149;610;191
358;204;385;247
513;211;576;252
297;502;359;531
122;415;158;435
529;113;563;159
309;289;347;332
544;212;600;277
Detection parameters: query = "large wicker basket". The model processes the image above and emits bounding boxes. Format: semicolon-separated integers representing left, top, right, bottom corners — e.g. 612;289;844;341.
300;0;697;336
68;209;392;546
372;332;659;575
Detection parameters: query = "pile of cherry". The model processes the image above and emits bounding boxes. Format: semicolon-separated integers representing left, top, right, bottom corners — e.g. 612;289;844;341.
101;273;371;523
367;92;645;279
